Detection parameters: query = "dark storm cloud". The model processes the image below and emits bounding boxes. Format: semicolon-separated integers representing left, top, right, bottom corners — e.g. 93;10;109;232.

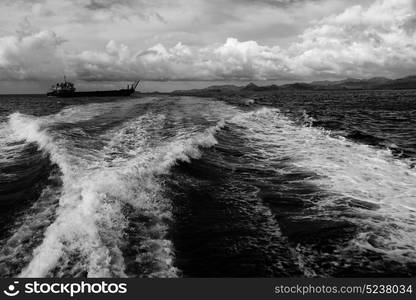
82;0;167;22
84;0;135;10
229;0;318;7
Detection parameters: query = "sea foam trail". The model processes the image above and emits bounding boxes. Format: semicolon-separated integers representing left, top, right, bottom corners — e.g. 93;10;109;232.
0;178;61;277
7;100;226;278
230;107;416;262
0;117;61;277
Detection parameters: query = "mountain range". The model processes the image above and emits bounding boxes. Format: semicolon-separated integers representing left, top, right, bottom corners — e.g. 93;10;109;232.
172;75;416;95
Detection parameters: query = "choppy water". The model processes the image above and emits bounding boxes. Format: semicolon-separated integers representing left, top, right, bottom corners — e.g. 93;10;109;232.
0;92;415;278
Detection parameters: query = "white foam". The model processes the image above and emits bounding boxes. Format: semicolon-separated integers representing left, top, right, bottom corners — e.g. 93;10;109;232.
7;98;228;278
230;107;416;261
0;182;60;277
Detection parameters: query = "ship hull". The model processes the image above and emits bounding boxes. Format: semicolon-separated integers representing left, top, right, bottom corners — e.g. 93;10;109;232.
47;89;136;97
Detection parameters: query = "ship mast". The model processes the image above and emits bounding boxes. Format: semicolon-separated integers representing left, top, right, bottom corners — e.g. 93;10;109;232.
133;80;140;90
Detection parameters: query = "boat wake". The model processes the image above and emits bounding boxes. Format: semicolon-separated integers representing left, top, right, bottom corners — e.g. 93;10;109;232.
228;107;416;275
1;97;230;277
0;96;415;277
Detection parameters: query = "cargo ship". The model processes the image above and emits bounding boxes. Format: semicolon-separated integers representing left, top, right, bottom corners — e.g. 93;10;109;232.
47;78;140;97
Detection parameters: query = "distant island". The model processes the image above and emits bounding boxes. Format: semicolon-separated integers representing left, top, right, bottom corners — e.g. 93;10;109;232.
171;75;416;96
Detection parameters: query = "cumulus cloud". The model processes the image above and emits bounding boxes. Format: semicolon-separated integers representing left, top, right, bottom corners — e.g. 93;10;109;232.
0;30;65;80
68;0;416;81
66;38;291;81
0;0;415;82
288;0;416;78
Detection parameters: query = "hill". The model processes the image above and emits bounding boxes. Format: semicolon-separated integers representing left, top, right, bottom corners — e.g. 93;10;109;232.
171;75;416;95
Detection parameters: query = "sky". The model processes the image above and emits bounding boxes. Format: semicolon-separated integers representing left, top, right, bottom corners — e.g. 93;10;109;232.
0;0;415;92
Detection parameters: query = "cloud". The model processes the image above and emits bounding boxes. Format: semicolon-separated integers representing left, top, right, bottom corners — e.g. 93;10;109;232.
81;0;169;22
227;0;318;8
84;0;159;11
0;0;415;82
85;0;122;10
288;0;416;78
0;30;65;80
68;0;416;81
67;38;292;81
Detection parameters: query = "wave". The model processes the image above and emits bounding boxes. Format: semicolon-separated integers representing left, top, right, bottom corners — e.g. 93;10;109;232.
4;101;225;278
4;97;414;277
229;107;416;263
0;172;61;277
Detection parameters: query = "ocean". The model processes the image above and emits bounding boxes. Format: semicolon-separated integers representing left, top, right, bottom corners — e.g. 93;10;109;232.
0;91;415;277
